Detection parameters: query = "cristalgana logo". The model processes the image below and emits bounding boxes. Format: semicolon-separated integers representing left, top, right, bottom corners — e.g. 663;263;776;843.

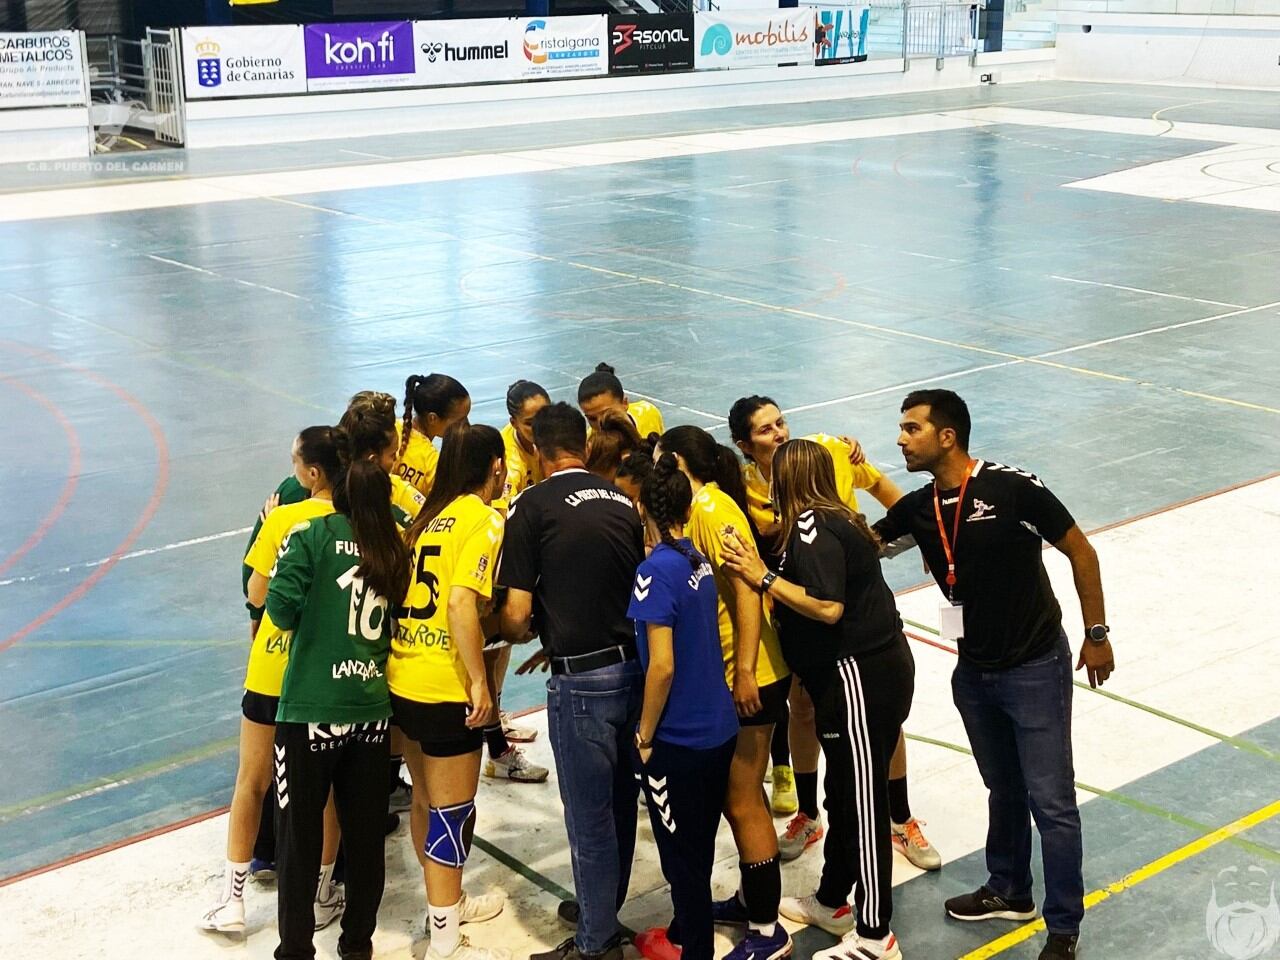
523;20;601;64
1207;867;1280;959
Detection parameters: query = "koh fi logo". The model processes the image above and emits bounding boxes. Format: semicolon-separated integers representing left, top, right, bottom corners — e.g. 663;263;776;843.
1207;867;1280;960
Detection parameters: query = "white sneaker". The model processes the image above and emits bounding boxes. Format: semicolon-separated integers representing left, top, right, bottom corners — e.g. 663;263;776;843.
813;931;903;960
314;882;345;931
778;812;824;861
459;890;505;924
779;892;855;937
197;897;245;935
484;746;548;783
426;934;511;960
500;711;537;743
891;818;941;871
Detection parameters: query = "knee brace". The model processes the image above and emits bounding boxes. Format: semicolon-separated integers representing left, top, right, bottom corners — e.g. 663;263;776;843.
425;800;476;868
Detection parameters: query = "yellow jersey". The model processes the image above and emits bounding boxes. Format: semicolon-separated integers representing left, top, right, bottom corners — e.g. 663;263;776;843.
743;433;883;534
685;482;788;688
242;498;336;696
390;494;504;704
495;422;541;515
393;421;439;497
628;400;664;440
390;474;425;520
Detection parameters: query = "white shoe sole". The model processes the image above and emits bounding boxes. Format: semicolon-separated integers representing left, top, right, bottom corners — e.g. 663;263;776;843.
813;939;901;960
946;906;1038;922
778;901;854;938
891;837;941;871
483;764;548;783
460;895;505;924
197;917;245;936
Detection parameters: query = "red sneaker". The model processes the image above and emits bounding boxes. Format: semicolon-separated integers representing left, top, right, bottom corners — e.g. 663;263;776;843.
635;927;683;960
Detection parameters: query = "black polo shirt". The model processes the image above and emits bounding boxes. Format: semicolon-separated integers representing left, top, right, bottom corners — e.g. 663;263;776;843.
873;460;1076;670
498;468;644;659
776;508;902;690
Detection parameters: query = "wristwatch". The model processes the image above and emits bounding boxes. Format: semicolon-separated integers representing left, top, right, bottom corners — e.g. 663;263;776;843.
1086;624;1110;643
760;570;779;593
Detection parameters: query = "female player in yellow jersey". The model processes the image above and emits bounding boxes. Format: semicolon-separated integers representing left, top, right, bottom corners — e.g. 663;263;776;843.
654;425;793;960
201;426;349;936
390;424;510;960
728;396;940;873
577;362;665;439
397;374;472;497
586;409;646;484
498;380;549;510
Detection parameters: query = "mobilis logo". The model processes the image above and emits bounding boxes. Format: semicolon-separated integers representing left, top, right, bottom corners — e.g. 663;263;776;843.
737;19;810;47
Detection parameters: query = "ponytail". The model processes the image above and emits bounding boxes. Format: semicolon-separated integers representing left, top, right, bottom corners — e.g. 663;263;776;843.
641;453;699;570
401;373;471;457
506;379;550;419
657;425;752;520
585;409;646;480
296;425;352;490
578;362;624;404
335;458;410;610
399;375;421;461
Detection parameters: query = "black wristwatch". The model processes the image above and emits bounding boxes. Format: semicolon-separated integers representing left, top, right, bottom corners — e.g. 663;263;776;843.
760;570;779;593
1086;624;1110;643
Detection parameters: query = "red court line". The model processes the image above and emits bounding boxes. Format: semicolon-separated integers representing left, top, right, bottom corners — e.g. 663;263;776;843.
0;341;171;654
4;467;1276;885
0;373;81;579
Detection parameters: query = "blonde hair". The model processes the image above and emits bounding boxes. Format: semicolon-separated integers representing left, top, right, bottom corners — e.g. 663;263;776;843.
772;439;880;553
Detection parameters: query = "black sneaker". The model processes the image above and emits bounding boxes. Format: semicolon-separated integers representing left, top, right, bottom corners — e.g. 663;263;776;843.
337;939;372;960
945;885;1037;922
530;935;622;960
557;900;580;928
1038;933;1078;959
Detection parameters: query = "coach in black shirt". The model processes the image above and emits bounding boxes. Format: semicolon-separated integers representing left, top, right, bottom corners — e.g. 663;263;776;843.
500;402;644;960
874;389;1114;960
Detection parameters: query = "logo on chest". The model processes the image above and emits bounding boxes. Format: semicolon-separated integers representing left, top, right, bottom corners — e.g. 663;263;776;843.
966;499;997;523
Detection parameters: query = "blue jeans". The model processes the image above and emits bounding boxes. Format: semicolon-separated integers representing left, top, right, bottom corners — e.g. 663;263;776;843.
951;633;1084;935
546;659;644;954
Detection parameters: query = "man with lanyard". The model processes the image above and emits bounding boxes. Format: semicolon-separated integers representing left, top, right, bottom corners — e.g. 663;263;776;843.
873;389;1114;960
499;402;645;960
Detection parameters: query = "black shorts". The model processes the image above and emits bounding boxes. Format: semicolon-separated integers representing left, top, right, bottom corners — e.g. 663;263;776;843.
738;675;792;728
241;690;279;726
391;694;484;758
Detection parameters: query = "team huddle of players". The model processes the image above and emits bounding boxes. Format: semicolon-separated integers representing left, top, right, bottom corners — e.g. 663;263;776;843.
199;363;941;960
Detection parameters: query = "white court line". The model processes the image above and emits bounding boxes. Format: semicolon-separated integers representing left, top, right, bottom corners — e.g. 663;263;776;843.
146;255;311;304
1049;274;1246;310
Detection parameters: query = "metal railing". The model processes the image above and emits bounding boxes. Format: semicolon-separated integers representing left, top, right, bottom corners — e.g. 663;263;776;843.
865;0;983;65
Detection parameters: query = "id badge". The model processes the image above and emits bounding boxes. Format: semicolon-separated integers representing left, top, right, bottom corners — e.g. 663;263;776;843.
939;602;965;642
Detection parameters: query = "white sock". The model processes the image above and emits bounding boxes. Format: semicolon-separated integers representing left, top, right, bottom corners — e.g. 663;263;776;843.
428;898;461;956
317;862;336;902
748;919;778;936
224;860;250;902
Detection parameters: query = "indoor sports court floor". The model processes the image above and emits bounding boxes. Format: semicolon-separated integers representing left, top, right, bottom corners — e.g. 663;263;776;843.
1;78;1278;959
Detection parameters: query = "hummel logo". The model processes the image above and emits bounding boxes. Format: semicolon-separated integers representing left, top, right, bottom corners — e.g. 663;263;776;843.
633;574;652;602
651;790;669;808
487;530;499;544
432;916;447;929
647;775;667;790
800;527;817;544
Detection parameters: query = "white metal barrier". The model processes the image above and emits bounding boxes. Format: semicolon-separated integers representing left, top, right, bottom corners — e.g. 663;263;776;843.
143;27;184;145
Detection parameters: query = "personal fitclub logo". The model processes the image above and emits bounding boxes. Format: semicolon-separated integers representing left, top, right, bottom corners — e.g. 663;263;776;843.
612;23;690;56
1207;867;1280;959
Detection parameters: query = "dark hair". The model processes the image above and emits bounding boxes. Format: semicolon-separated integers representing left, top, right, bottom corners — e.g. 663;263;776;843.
773;439;879;554
901;389;971;450
728;395;780;451
586;409;646;479
296;425;351;489
641;453;700;569
340;392;398;460
616;448;654;490
332;458;410;610
506;379;550;419
577;362;624;404
400;374;469;459
531;402;587;460
406;423;505;544
657;425;751;521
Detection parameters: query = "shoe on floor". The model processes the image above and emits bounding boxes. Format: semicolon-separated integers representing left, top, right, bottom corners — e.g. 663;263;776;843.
722;922;792;960
634;927;682;960
711;892;750;926
779;893;855;937
945;885;1038;922
1037;933;1078;959
778;812;824;861
500;710;538;743
484;746;549;783
557;900;580;928
197;897;245;935
813;932;902;960
530;935;623;960
386;812;401;835
337;940;373;960
770;764;798;816
249;858;276;883
891;818;940;871
426;934;512;960
389;777;414;813
460;890;505;924
315;882;345;931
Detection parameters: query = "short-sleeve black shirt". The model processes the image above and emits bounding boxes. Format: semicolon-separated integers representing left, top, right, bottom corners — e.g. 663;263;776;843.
497;469;644;658
873;460;1076;670
776;508;903;689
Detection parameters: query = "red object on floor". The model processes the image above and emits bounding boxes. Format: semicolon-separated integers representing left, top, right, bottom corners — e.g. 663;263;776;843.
635;926;683;960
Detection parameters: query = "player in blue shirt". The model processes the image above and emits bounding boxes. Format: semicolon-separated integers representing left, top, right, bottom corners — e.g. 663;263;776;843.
628;453;739;960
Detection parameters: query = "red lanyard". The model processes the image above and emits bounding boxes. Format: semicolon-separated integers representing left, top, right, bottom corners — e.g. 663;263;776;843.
932;459;978;597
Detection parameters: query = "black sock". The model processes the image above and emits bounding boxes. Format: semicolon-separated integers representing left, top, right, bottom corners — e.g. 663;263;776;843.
796;771;820;820
770;703;791;768
889;775;911;824
740;855;780;930
484;722;508;758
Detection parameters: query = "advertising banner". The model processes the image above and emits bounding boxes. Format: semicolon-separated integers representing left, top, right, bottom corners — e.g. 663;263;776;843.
0;31;86;109
608;15;694;75
182;25;307;99
412;18;521;86
515;16;608;80
694;11;814;70
305;21;418;91
811;6;870;64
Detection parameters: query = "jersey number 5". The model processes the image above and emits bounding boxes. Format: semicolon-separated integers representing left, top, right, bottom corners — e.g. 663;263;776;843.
337;565;389;642
406;544;442;621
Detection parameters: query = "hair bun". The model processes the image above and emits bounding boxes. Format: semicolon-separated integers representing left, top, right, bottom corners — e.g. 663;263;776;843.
595;362;616;374
653;452;679;477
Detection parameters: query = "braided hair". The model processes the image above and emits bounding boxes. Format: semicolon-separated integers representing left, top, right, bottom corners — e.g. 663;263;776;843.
640;453;700;570
399;374;469;459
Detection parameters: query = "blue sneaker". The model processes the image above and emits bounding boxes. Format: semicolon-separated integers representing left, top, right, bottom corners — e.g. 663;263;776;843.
249;858;276;883
724;923;792;960
712;893;750;926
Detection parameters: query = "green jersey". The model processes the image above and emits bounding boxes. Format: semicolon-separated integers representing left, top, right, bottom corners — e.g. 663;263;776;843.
242;475;307;595
266;513;394;725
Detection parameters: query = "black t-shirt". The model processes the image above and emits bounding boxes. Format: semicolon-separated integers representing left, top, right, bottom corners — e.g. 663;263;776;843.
497;469;644;659
776;508;903;687
873;460;1076;670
